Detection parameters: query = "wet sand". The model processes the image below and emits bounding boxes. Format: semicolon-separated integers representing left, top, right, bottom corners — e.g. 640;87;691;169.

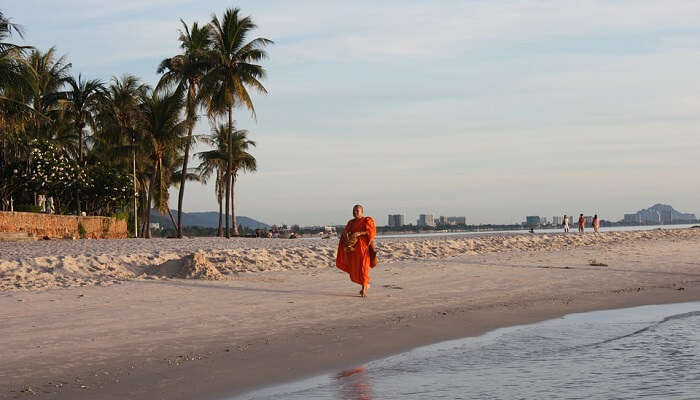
1;229;700;399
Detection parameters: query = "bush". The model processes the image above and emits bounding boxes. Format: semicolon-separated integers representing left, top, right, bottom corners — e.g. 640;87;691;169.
78;222;87;239
15;204;42;213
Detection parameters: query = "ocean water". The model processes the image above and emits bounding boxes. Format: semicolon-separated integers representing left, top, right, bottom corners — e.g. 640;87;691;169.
375;223;697;239
234;302;700;399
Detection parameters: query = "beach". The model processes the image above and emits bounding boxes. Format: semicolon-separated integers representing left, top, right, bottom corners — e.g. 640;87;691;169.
2;228;700;399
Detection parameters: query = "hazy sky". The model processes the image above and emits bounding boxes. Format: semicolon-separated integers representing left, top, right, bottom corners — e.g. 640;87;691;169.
5;1;700;226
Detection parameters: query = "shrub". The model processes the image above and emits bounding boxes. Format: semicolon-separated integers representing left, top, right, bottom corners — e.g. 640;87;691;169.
78;222;87;239
15;204;43;213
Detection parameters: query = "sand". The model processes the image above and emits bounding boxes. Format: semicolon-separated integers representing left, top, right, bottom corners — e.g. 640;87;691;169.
2;228;698;291
1;228;700;399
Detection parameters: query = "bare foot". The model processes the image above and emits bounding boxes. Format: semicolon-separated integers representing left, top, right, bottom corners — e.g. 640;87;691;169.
360;285;369;298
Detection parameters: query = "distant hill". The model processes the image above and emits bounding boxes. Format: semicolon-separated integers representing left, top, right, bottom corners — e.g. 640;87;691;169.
149;210;269;229
623;204;697;224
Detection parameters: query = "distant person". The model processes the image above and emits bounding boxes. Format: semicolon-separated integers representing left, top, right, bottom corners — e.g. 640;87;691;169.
563;214;570;233
578;214;585;233
529;227;535;234
592;214;600;233
336;204;377;298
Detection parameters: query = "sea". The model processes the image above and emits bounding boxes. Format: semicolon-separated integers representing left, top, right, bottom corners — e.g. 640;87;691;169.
374;223;698;239
233;301;700;399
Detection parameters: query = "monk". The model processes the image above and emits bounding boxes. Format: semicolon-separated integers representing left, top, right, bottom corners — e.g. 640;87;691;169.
336;205;377;298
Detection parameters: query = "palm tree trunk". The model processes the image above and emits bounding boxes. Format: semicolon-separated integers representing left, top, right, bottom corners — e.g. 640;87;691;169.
166;207;178;233
76;125;82;215
231;172;238;236
146;169;156;239
217;179;223;237
176;123;193;239
225;107;233;238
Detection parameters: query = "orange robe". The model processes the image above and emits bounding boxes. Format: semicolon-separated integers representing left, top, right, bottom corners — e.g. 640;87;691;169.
336;217;376;286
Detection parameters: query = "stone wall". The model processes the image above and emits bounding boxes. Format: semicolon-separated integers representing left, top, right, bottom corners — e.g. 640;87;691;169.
0;211;128;239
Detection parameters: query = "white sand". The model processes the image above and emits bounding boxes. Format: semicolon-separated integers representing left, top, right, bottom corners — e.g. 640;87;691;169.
1;228;699;291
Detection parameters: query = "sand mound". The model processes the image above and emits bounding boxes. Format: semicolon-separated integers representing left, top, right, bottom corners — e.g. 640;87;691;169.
3;228;700;291
149;252;225;280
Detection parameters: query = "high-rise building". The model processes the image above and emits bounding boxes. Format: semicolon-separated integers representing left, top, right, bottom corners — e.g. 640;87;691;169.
552;216;563;226
388;214;405;227
418;214;435;227
525;216;541;226
447;216;467;225
437;216;449;226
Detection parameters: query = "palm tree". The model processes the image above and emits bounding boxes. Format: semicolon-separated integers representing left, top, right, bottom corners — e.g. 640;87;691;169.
198;122;256;236
157;20;212;238
20;47;72;140
197;122;229;236
0;11;33;142
61;75;103;164
227;127;256;235
93;74;149;235
201;7;271;237
139;89;186;238
59;74;103;213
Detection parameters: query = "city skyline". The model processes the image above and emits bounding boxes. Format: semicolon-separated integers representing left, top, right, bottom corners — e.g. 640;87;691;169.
5;1;700;225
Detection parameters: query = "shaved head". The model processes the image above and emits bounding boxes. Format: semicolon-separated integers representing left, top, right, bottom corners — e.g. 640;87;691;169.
352;204;364;218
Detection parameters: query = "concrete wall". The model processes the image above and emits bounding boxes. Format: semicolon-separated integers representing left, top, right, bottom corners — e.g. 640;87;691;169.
0;211;128;239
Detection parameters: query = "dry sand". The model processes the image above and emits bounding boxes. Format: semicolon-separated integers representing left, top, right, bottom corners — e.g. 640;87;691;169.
1;228;700;399
2;228;698;291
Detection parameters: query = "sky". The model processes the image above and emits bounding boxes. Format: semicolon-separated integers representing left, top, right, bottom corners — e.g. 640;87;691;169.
4;0;700;226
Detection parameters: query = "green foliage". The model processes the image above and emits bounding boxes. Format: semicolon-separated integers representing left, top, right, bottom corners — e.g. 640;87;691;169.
77;222;87;239
83;162;132;213
18;139;87;197
15;204;42;213
102;218;111;237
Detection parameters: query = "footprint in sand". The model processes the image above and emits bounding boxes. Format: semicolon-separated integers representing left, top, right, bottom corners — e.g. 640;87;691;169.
383;284;403;290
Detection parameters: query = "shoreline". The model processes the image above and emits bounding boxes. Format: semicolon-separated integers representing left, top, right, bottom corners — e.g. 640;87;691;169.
2;231;700;399
232;288;700;399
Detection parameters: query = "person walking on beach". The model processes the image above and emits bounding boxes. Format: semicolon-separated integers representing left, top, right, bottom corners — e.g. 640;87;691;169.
592;214;600;233
336;205;377;298
563;214;570;233
578;214;585;233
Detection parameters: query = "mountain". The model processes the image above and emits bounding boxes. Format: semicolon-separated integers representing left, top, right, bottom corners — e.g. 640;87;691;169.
149;210;270;229
623;204;697;224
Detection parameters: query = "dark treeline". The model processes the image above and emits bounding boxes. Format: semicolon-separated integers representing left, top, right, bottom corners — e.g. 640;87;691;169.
0;8;271;238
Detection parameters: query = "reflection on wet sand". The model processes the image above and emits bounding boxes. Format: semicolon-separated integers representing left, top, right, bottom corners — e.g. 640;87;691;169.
335;367;373;400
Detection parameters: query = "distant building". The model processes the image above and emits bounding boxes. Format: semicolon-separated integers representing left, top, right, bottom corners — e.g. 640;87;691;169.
417;214;436;227
525;216;541;227
387;214;405;227
585;216;593;225
448;216;467;225
540;217;548;225
552;216;563;226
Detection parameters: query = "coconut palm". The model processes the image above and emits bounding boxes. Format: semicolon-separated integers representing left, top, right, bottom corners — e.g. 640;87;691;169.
200;7;271;237
61;75;103;164
59;74;103;213
198;122;256;236
227;128;256;235
19;47;72;140
1;13;36;162
197;122;229;236
92;74;148;234
139;89;187;238
157;20;212;238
